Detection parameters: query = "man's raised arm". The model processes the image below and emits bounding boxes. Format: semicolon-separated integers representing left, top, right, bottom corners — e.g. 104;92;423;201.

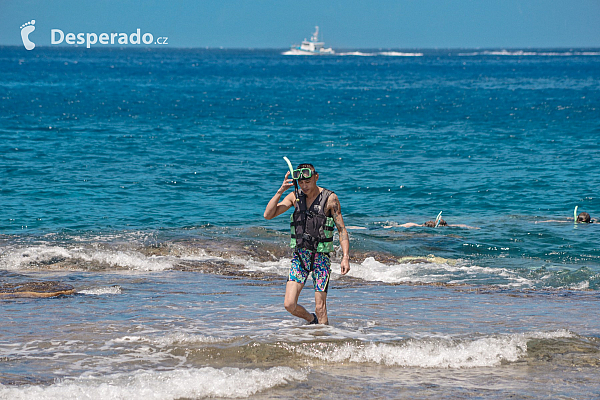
264;171;295;220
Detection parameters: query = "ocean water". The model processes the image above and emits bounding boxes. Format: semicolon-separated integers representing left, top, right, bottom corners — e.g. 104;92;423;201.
1;46;600;399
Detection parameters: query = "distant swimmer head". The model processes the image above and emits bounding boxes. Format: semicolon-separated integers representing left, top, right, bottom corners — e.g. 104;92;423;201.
577;212;591;223
424;219;447;228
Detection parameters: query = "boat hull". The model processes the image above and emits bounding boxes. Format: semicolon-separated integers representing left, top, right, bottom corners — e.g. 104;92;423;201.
283;47;335;55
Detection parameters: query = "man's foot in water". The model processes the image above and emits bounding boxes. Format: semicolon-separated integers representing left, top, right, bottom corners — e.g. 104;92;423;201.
308;312;318;325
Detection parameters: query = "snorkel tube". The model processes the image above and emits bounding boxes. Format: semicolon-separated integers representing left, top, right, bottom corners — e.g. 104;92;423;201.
283;156;300;210
574;205;578;224
434;211;443;228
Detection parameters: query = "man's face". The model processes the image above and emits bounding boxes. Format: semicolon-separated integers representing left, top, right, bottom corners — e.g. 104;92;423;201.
298;172;318;191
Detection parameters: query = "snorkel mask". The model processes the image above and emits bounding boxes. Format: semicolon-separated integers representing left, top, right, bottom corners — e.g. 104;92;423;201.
292;168;316;181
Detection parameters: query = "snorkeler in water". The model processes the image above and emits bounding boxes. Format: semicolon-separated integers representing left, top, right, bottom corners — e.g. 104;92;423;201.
385;212;480;229
395;220;479;229
397;219;447;228
536;206;597;224
536;212;597;224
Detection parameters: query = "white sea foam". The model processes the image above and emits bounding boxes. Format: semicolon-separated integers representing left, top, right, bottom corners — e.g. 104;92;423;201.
79;249;174;271
0;244;547;288
331;51;424;57
235;256;291;277
347;256;435;283
569;281;590;290
235;254;532;287
336;51;376;56
78;286;122;295
238;254;447;283
346;256;524;286
293;330;572;368
0;245;73;270
149;332;223;346
379;51;424;57
0;245;175;271
0;366;306;400
113;332;222;346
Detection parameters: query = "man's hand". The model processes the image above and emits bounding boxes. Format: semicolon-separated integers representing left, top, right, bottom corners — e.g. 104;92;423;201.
340;256;350;275
278;171;294;194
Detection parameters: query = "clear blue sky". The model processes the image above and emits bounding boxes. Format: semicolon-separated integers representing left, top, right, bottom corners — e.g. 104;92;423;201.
1;0;599;48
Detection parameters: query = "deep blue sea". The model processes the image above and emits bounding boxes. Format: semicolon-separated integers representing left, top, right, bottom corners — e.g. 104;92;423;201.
1;47;600;399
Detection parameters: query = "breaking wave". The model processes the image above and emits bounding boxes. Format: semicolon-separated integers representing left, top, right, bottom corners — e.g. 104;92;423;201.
290;330;574;368
0;245;176;272
0;366;307;400
2;239;599;290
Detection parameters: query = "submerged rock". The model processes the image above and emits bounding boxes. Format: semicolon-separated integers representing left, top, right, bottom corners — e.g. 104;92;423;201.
0;281;75;298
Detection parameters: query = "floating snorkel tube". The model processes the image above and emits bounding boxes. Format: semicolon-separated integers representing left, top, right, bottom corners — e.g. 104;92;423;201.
283;156;300;209
574;205;578;224
434;211;443;228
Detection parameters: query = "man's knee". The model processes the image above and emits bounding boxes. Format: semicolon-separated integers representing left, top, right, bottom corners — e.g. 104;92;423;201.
284;298;297;313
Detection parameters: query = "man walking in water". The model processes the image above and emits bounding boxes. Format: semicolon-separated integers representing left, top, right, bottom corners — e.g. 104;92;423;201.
264;163;350;325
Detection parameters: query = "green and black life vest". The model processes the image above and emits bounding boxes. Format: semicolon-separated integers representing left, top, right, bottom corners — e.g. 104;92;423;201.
290;188;335;253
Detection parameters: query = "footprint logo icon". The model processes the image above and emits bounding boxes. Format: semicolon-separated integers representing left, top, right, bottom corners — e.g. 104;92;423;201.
20;20;36;51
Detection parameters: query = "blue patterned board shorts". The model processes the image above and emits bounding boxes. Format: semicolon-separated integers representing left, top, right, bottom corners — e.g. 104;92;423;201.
288;248;331;292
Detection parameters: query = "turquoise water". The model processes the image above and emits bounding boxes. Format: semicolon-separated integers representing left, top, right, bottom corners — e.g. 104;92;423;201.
1;47;600;399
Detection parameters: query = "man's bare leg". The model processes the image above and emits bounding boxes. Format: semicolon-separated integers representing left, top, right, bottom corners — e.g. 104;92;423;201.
284;281;315;322
314;291;328;325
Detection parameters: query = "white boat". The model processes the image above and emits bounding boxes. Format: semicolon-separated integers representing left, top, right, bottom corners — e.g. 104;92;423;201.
284;26;334;55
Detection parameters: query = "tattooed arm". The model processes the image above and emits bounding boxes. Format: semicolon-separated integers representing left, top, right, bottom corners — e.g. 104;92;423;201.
327;193;350;275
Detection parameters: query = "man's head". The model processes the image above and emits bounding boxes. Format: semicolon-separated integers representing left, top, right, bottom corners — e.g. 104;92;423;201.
423;219;447;227
295;163;319;190
577;212;591;223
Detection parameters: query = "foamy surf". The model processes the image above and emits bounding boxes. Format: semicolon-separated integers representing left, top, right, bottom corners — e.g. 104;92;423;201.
334;51;424;57
113;332;223;346
336;51;376;56
0;245;175;272
290;330;573;369
77;286;122;295
235;256;291;277
379;51;424;56
0;366;307;400
345;256;532;287
0;240;595;290
230;254;537;288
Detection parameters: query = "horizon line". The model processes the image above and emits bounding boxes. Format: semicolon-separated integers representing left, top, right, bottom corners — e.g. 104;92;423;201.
2;45;600;51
